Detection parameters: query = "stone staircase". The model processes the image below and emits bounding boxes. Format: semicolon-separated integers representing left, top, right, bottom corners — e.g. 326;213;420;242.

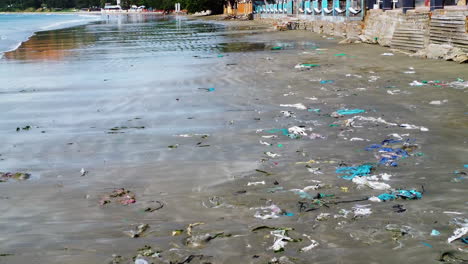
391;13;430;52
429;15;468;50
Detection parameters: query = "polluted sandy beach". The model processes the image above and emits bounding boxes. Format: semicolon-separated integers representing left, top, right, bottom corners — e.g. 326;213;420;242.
0;14;467;264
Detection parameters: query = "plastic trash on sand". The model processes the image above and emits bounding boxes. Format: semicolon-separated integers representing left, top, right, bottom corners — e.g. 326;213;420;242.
352;204;372;217
448;227;468;243
300;234;319;252
400;124;429;132
336;165;373;180
251;204;283;219
371;189;422;202
352;177;391;190
269;229;293;252
331;109;366;117
280;103;307;110
431;229;441;236
295;63;320;69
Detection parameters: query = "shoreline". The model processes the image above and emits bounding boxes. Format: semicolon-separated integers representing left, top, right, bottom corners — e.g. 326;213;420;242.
0;13;467;264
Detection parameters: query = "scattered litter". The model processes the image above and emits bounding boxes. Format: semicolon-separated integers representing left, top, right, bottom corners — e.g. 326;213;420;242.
332;109;366;117
265;152;281;158
352;176;391;190
308;133;325;139
410;80;425;86
281;111;295;117
300;234;319;252
381;53;394;56
288;126;309;136
308;108;321;113
135;259;149;264
280;103;307;110
336;165;373;180
421;242;433;248
198;88;215;92
334;53;347;57
320;80;334;84
431;229;441;236
307;167;323;174
124;224;149;238
372;189;423;202
271;46;283;50
252;204;283;219
387;89;401;95
352;204;372;217
400;124;429;132
248;181;265;186
100;188;136;206
0;172;31;182
187;222;204;236
295;64;320;69
429;99;448;105
346;116;397;127
80;168;88;177
392;204;406;213
350;137;364;141
268;229;298;252
260;140;271;146
316;213;331;221
448;227;468;243
368;76;380;82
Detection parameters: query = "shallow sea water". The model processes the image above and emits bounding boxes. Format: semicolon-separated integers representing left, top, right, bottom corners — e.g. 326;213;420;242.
0;14;467;264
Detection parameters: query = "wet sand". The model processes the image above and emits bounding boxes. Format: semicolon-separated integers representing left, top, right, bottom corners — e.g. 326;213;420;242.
0;15;467;264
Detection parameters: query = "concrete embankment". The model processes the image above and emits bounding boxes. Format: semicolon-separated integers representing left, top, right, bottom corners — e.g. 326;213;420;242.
254;9;468;62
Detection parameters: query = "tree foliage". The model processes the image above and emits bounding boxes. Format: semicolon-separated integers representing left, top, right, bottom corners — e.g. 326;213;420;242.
0;0;224;12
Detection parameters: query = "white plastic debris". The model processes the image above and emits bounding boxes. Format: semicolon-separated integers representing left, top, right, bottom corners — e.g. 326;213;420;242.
350;137;365;141
288;126;308;136
346;116;397;127
135;259;149;264
80;168;87;177
300;234;319;252
307;168;323;175
448;227;468;243
251;204;282;219
352;204;372;217
380;173;392;181
368;196;381;202
429;99;448;105
269;230;293;251
316;213;331;221
305;97;318;100
352;177;391;190
388;133;408;140
260;140;271;146
281;111;294;117
247;181;265;186
387;89;401;95
409;80;425;86
368;76;380;82
381;53;394;56
265;152;281;158
262;135;277;139
400;124;429;131
280;103;307;110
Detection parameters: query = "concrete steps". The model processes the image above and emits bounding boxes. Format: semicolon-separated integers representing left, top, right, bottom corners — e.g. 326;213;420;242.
429;16;468;50
391;18;428;51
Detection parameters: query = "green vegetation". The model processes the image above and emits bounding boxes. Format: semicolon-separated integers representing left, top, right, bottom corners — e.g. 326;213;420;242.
0;0;224;13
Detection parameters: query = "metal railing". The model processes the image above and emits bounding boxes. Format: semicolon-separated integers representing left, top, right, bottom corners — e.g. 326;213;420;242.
254;0;365;20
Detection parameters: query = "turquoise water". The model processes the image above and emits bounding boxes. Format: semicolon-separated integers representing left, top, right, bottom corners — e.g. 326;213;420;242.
0;13;100;55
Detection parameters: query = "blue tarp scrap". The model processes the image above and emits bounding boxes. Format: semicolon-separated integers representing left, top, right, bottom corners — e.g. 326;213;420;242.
336;109;366;115
377;189;423;201
336;165;373;180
